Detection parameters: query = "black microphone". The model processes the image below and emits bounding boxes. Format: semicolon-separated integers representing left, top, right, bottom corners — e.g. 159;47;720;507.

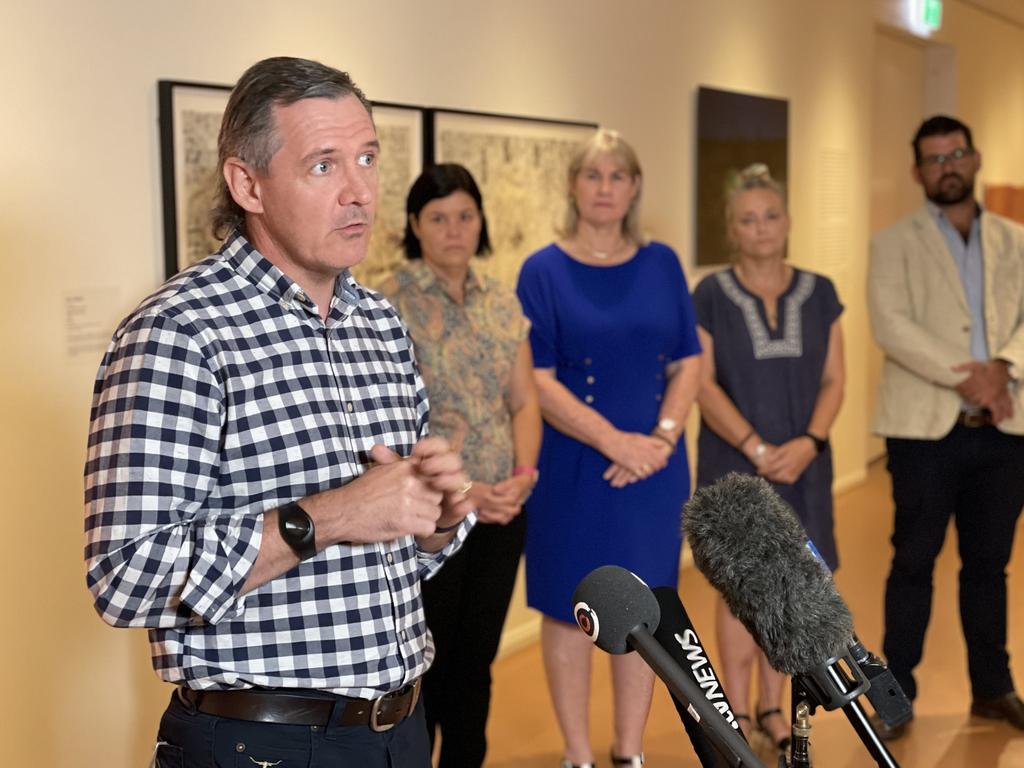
684;473;909;768
573;566;767;768
651;587;744;768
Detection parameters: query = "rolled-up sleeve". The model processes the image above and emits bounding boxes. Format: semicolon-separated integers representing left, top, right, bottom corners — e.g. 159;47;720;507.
84;312;261;628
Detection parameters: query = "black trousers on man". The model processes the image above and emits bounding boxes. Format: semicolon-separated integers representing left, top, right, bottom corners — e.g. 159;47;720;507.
883;424;1024;702
422;512;526;768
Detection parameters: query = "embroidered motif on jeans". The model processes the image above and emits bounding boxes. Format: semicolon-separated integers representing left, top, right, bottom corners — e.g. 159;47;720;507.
715;271;814;359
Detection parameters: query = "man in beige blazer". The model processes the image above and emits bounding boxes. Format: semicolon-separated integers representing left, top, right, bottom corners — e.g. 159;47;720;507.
868;115;1024;738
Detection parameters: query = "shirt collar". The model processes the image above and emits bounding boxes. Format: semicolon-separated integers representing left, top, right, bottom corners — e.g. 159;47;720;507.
925;199;984;225
408;258;485;298
219;230;361;317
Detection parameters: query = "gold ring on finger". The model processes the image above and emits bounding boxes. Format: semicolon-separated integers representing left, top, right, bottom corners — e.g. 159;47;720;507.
458;480;473;495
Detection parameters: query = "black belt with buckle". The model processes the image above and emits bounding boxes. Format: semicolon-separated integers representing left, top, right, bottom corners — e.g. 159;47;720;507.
957;408;994;428
176;678;421;733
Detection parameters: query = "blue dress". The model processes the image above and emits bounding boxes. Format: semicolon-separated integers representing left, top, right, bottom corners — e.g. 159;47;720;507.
692;267;843;570
516;242;702;622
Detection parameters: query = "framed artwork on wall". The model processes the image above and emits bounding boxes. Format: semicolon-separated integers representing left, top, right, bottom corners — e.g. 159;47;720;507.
157;80;427;280
158;80;232;278
695;86;789;267
432;109;597;288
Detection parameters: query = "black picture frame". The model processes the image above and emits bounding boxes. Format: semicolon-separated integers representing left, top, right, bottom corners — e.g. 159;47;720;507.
158;80;232;279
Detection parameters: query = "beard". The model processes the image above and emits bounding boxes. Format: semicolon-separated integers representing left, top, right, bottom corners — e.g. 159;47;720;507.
925;172;974;205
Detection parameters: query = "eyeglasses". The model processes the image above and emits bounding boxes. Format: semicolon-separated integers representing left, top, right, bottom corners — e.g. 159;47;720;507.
919;147;975;168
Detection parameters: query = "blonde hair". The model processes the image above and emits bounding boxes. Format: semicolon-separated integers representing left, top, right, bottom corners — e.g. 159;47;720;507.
724;162;787;224
561;128;645;243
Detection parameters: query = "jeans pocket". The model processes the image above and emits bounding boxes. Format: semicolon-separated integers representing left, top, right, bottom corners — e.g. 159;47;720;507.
212;718;311;768
152;742;184;768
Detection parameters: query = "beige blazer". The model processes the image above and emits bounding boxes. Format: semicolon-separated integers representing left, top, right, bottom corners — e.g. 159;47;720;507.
868;205;1024;438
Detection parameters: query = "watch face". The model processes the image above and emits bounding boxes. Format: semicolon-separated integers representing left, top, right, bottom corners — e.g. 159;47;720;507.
658;418;677;432
283;515;311;538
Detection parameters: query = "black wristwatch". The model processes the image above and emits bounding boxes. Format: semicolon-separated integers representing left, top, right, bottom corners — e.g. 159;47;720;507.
278;501;317;561
804;432;828;455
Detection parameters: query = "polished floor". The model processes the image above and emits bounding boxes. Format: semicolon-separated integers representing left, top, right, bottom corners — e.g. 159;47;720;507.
483;460;1024;767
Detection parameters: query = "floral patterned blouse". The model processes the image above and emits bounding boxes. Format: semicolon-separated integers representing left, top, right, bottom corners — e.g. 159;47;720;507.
377;260;529;484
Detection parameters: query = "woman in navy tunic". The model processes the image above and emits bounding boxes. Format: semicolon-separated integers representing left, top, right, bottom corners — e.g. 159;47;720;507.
692;164;845;752
516;129;701;768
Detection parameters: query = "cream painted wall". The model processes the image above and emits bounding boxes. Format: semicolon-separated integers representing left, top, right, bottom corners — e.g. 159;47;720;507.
933;1;1024;185
0;0;966;763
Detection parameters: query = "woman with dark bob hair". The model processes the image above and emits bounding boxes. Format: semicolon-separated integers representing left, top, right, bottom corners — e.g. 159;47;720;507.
377;163;542;768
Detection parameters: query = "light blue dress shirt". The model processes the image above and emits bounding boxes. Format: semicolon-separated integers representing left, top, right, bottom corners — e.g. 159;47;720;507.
927;201;988;362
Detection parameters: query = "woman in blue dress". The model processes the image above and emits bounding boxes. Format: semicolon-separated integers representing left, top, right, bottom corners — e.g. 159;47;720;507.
692;164;845;753
516;129;702;768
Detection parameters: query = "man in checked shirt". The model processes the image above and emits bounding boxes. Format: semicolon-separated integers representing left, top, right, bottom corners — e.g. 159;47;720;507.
85;57;477;767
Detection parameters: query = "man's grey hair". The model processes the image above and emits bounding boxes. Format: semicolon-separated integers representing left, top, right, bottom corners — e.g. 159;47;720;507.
212;56;372;239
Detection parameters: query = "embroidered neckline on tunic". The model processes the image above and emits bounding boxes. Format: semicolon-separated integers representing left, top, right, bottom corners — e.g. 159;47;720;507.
716;269;814;359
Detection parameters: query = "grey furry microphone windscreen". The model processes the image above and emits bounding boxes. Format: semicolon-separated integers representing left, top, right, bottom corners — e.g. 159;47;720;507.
683;473;855;675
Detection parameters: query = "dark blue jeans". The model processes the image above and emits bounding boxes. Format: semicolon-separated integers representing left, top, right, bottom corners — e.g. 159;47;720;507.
153;689;431;768
883;424;1024;702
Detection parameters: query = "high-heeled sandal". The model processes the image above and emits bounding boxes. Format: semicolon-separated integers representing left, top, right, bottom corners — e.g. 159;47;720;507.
611;751;644;767
756;707;792;751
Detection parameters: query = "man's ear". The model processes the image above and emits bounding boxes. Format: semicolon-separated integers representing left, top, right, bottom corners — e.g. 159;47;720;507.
223;157;263;215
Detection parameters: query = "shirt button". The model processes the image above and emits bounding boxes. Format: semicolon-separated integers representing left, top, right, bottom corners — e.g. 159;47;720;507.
585;395;594;404
346;403;354;413
401;630;408;641
655;394;662;401
296;290;307;302
586;376;595;384
584;357;592;366
386;553;394;565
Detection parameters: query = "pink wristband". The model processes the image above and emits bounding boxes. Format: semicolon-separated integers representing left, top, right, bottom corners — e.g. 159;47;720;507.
513;466;539;481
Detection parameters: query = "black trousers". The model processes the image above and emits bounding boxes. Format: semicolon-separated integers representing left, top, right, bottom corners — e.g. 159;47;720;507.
421;512;526;768
883;424;1024;701
153;688;430;767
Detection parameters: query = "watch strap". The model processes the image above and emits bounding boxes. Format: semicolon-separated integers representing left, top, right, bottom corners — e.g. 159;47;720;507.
804;432;828;455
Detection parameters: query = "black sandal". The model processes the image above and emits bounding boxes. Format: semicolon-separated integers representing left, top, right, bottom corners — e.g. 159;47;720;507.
756;707;792;751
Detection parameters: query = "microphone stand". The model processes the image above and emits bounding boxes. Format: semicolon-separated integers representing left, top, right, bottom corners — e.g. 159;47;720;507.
789;649;901;768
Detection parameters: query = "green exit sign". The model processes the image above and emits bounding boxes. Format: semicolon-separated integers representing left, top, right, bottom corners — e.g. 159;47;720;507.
921;0;943;31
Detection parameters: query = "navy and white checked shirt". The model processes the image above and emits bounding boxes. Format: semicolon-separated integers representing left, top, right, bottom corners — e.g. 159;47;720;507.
85;233;472;698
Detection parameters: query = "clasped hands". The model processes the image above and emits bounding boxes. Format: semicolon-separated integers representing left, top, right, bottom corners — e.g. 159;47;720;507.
602;431;672;489
953;359;1014;422
320;437;474;543
468;474;534;525
743;437;816;486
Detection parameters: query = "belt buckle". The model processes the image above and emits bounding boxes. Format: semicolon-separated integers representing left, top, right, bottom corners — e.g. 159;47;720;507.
369;678;421;733
369;695;395;733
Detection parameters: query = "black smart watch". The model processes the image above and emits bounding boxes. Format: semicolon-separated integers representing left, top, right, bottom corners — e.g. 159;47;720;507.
804;432;828;455
278;501;317;561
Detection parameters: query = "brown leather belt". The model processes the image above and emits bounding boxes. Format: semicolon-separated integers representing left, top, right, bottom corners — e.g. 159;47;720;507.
957;409;994;428
176;678;421;732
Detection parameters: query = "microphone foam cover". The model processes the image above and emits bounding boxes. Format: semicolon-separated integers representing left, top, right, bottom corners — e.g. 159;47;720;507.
684;473;854;675
573;565;661;654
